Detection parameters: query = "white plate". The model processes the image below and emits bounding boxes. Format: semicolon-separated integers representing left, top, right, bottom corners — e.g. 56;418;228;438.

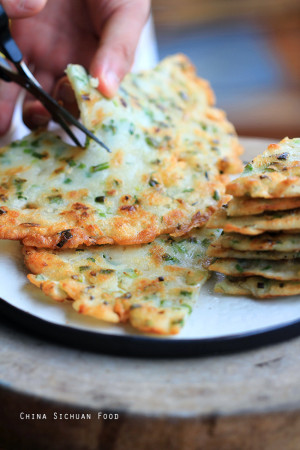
1;132;300;356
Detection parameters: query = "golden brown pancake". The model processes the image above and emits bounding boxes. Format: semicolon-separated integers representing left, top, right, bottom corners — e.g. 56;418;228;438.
24;228;218;335
215;276;300;299
0;55;242;248
226;137;300;198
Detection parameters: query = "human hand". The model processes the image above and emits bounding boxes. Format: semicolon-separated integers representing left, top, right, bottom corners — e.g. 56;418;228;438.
0;0;150;133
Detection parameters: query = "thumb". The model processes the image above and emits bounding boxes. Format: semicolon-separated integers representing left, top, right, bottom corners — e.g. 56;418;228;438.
0;0;47;18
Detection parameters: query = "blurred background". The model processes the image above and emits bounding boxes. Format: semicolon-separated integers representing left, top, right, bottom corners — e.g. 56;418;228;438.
151;0;300;139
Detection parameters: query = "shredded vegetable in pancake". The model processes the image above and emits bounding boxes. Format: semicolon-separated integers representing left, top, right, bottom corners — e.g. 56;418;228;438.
0;55;242;249
24;228;219;335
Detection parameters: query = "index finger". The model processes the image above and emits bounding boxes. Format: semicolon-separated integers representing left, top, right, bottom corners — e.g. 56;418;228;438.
89;0;150;98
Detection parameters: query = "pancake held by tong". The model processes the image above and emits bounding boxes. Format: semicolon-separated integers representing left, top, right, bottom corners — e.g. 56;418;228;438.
214;232;300;252
226;137;300;198
67;54;243;176
215;276;300;299
207;208;300;235
0;55;242;249
24;228;218;335
209;258;300;281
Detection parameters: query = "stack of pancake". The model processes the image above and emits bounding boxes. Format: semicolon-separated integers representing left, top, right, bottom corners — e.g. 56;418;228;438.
207;137;300;299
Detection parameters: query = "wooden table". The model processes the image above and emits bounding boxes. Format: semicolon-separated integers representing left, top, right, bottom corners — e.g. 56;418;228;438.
1;138;300;450
1;314;300;450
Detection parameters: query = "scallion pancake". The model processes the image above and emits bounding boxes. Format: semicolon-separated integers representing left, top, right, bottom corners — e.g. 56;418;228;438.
209;258;300;280
211;232;300;252
226;137;300;198
215;276;300;299
24;228;218;335
208;208;300;235
207;243;300;260
0;55;242;249
226;197;300;217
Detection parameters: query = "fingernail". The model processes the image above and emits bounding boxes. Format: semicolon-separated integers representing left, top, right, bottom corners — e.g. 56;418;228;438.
18;0;46;14
103;71;119;96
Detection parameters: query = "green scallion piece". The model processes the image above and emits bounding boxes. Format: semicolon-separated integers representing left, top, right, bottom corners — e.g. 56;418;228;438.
90;162;109;173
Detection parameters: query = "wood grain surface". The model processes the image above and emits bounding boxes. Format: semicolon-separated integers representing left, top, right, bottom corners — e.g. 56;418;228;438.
1;313;300;450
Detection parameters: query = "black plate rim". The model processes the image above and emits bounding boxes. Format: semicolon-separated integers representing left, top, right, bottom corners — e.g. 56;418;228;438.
1;295;300;358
